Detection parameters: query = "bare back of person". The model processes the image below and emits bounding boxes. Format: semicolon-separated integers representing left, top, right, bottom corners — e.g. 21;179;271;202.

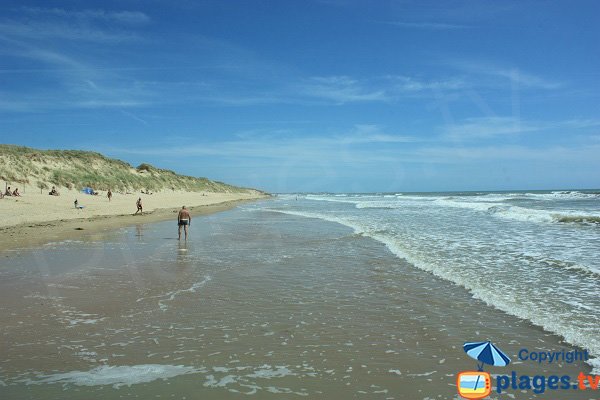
177;206;192;240
178;208;191;221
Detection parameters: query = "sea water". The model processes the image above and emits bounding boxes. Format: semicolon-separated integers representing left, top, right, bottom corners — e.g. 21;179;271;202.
0;192;598;399
263;191;600;365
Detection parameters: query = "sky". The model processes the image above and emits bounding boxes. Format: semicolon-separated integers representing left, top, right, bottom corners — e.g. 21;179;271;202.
0;0;599;193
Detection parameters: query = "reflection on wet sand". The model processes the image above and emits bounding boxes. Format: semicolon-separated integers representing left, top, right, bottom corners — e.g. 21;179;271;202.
0;209;595;399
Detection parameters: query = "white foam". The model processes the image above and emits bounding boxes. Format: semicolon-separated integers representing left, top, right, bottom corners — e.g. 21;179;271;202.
587;357;600;375
264;209;365;235
246;365;294;379
433;198;600;224
26;364;202;388
304;195;359;204
265;205;600;368
201;364;303;395
407;371;437;377
528;190;600;200
158;275;211;311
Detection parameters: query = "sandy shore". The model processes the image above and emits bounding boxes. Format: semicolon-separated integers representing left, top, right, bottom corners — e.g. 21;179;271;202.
0;188;269;252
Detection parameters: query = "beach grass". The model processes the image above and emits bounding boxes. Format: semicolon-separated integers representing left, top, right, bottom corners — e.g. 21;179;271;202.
0;144;257;193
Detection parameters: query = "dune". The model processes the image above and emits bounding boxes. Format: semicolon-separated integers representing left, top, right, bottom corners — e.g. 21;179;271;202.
0;144;269;250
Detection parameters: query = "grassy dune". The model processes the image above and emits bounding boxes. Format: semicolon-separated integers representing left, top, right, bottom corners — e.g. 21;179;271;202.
0;144;259;194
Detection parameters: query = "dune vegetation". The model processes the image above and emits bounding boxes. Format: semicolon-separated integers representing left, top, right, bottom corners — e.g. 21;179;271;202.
0;144;258;194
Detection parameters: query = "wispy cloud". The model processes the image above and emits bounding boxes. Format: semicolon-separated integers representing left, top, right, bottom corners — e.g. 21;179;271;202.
442;117;600;142
386;75;466;91
443;117;542;140
491;68;562;90
447;60;563;90
386;21;469;30
105;125;420;164
21;7;151;25
300;76;389;104
415;143;600;164
0;44;152;111
0;7;148;43
298;75;465;105
120;110;149;125
0;20;141;43
339;124;419;144
101;121;600;175
0;5;158;112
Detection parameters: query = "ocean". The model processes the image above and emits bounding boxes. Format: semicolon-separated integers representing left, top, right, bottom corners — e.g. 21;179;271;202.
0;190;598;399
265;190;600;366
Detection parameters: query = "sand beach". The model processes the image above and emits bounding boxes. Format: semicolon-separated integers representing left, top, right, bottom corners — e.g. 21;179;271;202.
0;187;268;252
1;193;598;399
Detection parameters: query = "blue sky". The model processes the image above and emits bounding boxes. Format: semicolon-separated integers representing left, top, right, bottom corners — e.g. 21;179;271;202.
0;0;599;192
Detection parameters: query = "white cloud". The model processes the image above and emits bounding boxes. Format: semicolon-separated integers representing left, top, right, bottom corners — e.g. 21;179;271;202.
415;143;600;164
299;75;465;105
105;125;420;165
103;128;600;177
0;44;153;112
443;117;542;140
491;68;562;90
0;7;149;43
386;75;466;91
21;7;151;25
387;21;469;30
301;76;389;104
443;117;600;141
338;124;419;144
447;60;562;90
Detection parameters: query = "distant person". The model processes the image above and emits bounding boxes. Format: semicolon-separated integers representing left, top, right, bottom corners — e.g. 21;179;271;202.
107;189;112;202
134;197;143;215
178;206;192;240
5;186;12;196
49;186;60;196
74;199;78;208
12;188;21;197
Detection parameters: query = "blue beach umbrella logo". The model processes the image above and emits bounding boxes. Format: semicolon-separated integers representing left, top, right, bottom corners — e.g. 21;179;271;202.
463;341;511;371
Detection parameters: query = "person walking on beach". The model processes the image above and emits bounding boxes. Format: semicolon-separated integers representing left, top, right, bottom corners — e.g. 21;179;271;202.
134;197;143;215
107;189;112;202
178;206;191;240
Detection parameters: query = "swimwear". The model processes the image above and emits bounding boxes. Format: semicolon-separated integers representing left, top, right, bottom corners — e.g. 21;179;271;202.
179;219;189;226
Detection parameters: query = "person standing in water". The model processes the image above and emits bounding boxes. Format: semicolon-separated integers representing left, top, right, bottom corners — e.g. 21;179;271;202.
178;206;191;240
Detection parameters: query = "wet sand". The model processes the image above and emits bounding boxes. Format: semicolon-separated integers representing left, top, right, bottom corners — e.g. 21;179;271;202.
0;206;596;399
0;198;265;252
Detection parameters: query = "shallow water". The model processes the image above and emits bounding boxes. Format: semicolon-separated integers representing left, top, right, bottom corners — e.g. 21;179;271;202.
268;191;600;363
0;201;597;399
